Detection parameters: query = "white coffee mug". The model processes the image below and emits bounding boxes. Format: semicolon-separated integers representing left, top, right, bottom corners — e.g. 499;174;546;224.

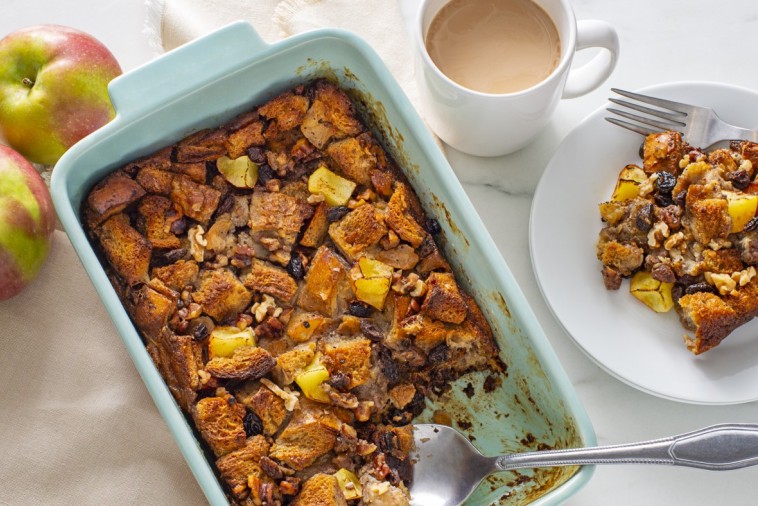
415;0;619;157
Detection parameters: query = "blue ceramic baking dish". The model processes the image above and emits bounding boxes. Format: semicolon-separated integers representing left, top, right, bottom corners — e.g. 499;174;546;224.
50;22;594;505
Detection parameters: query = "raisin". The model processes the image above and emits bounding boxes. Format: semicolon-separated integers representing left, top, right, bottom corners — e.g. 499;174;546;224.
744;216;758;233
379;348;401;384
729;169;751;190
638;141;645;159
635;203;654;232
348;300;373;317
424;218;442;234
654;193;673;207
257;163;276;184
656;171;677;194
187;316;214;341
243;411;263;436
246;146;267;165
326;206;351;222
684;282;717;295
216;193;235;216
360;320;384;342
287;253;305;280
169;218;187;235
327;373;350;392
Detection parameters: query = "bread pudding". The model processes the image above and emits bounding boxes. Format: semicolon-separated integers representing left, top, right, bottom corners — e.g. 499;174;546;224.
597;130;758;354
82;79;501;504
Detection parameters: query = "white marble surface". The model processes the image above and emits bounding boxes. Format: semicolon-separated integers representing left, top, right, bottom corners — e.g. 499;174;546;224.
3;0;758;504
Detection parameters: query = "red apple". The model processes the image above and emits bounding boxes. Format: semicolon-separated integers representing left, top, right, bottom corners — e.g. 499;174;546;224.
0;145;55;300
0;25;122;165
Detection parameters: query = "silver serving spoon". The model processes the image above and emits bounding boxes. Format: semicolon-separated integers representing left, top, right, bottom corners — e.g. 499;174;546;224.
410;423;758;506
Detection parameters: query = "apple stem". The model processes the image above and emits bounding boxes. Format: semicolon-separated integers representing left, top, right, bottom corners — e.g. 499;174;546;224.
22;77;34;87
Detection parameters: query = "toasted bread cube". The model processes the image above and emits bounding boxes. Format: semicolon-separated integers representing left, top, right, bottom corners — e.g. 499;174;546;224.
300;202;330;249
643;130;684;174
322;337;372;388
386;183;427;247
216;435;271;500
192;391;247;457
174;128;227;163
270;409;340;470
128;281;177;337
136;195;183;249
225;119;265;159
326;136;375;186
258;91;310;132
420;272;467;324
597;240;644;277
168;161;206;183
86;171;145;226
293;474;347;506
297;246;348;317
274;344;317;385
136;166;175;195
147;329;203;411
250;189;313;265
170;174;222;225
685;184;730;245
400;314;447;352
205;346;276;380
242;259;299;303
96;213;151;286
328;203;387;260
152;260;199;291
300;81;363;149
192;268;252;322
700;248;744;275
236;384;289;436
286;311;329;342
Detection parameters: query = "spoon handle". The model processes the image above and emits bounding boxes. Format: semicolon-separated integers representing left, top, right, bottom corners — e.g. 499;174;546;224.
496;423;758;471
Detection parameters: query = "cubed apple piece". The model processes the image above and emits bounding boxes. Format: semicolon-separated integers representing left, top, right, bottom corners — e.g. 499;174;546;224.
334;468;362;500
355;277;391;310
723;190;758;233
611;165;648;202
308;165;356;206
295;353;331;403
630;271;674;313
358;256;394;279
216;155;259;188
208;326;256;359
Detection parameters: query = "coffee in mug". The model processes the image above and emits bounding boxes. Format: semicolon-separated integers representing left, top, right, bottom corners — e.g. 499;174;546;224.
425;0;561;94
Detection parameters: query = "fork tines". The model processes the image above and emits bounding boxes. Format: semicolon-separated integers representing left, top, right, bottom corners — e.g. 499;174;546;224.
605;88;688;137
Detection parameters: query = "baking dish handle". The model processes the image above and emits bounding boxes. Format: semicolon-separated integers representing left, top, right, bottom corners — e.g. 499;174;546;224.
107;21;268;120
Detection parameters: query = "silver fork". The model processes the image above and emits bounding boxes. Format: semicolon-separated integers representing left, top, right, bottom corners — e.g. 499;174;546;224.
606;87;758;148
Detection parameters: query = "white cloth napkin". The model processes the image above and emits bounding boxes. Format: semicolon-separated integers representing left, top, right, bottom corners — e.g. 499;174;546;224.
0;231;204;505
145;0;421;108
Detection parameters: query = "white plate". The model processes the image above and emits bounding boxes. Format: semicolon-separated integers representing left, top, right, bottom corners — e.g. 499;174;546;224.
530;81;758;405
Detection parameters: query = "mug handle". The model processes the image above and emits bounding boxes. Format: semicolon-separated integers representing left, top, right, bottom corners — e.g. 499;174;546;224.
562;20;619;99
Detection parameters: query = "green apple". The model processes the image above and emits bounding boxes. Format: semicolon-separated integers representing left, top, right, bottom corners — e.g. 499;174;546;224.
0;25;122;165
0;144;55;300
